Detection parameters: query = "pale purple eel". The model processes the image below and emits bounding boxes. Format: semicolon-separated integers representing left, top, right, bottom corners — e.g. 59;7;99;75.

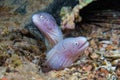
46;36;89;70
32;12;89;70
32;12;63;50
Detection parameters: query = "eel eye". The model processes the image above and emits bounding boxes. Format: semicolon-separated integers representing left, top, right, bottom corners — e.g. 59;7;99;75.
73;42;79;46
39;15;49;22
39;15;44;19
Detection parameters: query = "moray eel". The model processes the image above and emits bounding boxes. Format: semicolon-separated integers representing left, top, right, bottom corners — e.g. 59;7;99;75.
32;12;63;50
46;36;89;70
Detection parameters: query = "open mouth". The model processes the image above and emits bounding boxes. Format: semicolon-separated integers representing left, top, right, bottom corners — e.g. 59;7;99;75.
78;40;89;49
78;38;90;51
80;38;92;49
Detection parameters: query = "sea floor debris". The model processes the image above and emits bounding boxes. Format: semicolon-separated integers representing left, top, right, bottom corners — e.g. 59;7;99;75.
0;0;120;80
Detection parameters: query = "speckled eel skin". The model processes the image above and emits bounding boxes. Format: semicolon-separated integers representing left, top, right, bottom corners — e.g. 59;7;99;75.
32;12;63;50
46;36;89;70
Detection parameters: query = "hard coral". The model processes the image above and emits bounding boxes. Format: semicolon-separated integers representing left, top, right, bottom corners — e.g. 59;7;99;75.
60;0;94;29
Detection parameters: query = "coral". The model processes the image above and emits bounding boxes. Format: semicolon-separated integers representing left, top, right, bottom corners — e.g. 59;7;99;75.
60;0;94;29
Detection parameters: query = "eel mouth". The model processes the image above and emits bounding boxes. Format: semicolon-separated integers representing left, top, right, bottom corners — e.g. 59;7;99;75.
79;38;92;49
78;38;91;51
78;40;89;49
